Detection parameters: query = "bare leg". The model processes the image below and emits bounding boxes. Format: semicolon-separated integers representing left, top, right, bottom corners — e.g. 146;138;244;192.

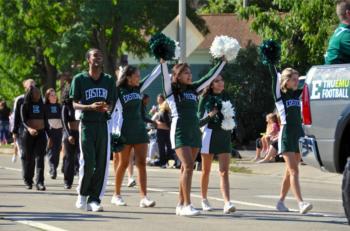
115;145;132;196
262;145;277;161
128;149;134;180
281;153;303;202
175;147;198;206
279;167;290;201
134;143;148;198
113;152;119;175
218;153;231;203
254;148;262;160
200;154;214;199
261;136;268;153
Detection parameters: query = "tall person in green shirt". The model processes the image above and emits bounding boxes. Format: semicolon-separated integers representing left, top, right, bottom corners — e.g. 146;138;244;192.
70;48;116;212
325;0;350;64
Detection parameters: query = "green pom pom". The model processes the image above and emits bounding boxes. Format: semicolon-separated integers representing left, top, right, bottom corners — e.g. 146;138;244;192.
149;33;176;61
259;39;281;65
111;134;125;153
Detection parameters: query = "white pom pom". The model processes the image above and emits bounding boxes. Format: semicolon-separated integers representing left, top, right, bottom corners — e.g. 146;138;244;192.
210;36;240;62
221;118;236;131
174;41;181;60
220;100;236;131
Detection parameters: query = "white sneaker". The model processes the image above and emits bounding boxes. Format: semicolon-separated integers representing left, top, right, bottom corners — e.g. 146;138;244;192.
223;202;236;214
75;195;87;210
201;199;213;211
276;200;289;212
11;154;17;163
299;201;313;214
176;203;183;215
180;204;200;216
127;178;136;187
87;201;104;212
139;197;156;208
111;195;127;206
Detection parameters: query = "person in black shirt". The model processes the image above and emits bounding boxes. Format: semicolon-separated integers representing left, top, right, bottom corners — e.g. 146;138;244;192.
44;88;63;179
12;79;36;160
61;86;80;189
20;86;51;191
0;100;11;145
155;101;173;168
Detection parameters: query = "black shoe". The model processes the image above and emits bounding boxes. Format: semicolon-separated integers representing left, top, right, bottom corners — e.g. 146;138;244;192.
50;171;57;179
25;183;32;190
36;183;46;191
64;184;72;189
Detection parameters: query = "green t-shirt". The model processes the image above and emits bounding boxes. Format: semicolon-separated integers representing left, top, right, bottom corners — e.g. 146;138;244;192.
69;71;116;122
325;23;350;64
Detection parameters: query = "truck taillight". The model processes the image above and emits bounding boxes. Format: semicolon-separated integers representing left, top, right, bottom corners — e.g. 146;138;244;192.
302;83;312;125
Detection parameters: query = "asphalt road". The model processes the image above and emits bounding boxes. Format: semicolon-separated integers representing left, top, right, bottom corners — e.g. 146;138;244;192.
0;151;348;231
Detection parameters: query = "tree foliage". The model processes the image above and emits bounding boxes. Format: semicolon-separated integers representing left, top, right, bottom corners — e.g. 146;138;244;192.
223;42;274;143
238;0;338;73
0;0;207;104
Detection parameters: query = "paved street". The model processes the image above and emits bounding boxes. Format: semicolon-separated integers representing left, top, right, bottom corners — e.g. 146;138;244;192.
0;150;348;231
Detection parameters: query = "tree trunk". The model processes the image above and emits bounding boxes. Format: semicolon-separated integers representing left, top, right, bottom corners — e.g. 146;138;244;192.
92;18;122;79
43;56;57;91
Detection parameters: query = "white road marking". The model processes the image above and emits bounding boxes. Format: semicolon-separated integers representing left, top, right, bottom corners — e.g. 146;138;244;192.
4;218;68;231
256;195;342;203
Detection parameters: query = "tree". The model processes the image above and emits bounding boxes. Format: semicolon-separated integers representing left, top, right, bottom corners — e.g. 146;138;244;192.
0;0;207;104
223;42;275;143
238;0;338;73
196;0;239;14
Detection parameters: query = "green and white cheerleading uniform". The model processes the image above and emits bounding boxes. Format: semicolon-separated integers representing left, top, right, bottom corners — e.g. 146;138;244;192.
70;72;116;203
269;65;304;154
111;65;161;145
160;61;226;149
198;92;233;155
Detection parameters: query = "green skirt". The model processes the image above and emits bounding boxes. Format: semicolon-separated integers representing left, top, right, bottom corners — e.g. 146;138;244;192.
121;120;149;145
171;117;201;149
278;124;304;154
201;127;232;155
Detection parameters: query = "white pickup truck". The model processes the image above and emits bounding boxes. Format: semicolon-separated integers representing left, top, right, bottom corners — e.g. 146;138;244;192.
298;64;350;223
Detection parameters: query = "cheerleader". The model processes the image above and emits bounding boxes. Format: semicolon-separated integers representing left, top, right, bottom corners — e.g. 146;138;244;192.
111;65;161;207
44;88;63;179
20;86;51;190
61;86;80;189
198;74;236;214
268;65;313;214
160;57;226;216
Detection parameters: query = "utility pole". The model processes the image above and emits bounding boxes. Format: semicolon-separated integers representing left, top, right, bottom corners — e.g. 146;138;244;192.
179;0;186;63
243;0;248;8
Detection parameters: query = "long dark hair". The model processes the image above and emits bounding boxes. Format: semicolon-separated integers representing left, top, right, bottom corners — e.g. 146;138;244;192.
200;74;225;98
171;63;193;100
116;65;139;88
23;86;42;105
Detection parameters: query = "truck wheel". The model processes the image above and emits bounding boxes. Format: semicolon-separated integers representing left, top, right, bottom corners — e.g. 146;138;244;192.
342;157;350;225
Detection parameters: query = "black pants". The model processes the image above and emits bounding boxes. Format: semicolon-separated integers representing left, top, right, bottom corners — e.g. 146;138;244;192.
157;129;173;166
47;128;63;175
21;129;47;185
63;131;80;186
